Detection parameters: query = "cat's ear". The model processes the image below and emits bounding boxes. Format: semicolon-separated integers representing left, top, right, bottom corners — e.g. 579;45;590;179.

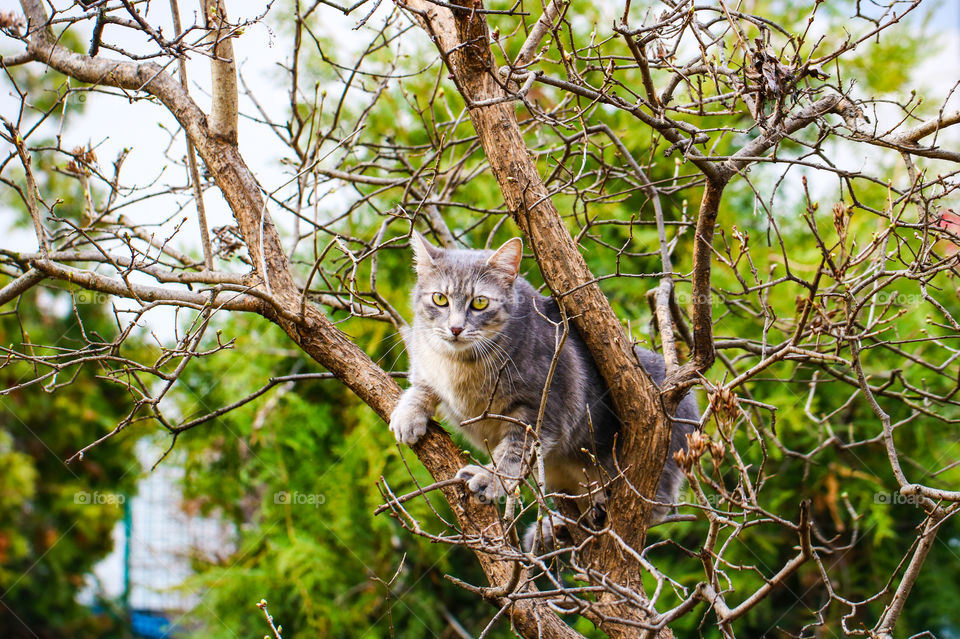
486;237;523;280
411;231;442;273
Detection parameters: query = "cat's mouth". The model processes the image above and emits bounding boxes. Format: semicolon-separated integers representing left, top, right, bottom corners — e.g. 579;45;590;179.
423;327;490;357
436;332;481;353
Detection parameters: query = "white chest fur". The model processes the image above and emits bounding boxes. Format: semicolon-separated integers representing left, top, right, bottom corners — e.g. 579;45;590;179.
410;336;508;449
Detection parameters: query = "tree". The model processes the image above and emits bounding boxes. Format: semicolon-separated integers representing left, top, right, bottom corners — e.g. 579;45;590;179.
1;0;958;637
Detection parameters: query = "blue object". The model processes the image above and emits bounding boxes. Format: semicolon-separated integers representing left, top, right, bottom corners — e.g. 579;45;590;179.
131;610;174;638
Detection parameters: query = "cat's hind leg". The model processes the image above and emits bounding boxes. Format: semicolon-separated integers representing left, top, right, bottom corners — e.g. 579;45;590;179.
523;509;572;552
457;426;533;502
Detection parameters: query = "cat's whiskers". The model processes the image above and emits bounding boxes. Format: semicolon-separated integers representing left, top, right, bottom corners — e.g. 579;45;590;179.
374;331;408;367
427;326;485;363
472;335;521;397
473;337;503;386
468;338;492;384
476;334;523;383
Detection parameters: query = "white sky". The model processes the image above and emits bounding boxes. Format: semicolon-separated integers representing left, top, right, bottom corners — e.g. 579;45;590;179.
0;0;958;338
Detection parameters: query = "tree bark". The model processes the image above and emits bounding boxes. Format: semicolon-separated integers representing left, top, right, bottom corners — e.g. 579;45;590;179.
202;0;239;145
17;2;586;636
395;1;678;634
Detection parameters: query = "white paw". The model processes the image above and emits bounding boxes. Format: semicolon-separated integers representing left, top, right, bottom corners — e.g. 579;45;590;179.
389;401;428;445
456;464;506;503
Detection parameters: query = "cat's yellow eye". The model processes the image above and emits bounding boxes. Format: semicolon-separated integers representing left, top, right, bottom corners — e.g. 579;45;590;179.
470;296;489;310
432;292;448;307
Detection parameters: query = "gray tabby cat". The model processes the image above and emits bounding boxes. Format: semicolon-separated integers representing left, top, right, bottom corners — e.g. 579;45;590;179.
389;233;698;546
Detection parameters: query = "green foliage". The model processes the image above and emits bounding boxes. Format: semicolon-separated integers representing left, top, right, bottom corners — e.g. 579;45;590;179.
0;290;142;639
175;315;514;638
4;2;957;638
174;3;958;637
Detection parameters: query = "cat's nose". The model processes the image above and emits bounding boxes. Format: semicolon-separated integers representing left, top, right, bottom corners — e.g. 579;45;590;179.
450;326;464;336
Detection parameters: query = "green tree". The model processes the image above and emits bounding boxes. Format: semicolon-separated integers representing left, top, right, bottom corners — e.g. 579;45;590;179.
0;291;142;638
173;314;514;638
2;0;959;638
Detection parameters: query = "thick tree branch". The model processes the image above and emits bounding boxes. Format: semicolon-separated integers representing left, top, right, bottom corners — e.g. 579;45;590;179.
721;95;843;178
202;0;240;145
171;0;215;269
396;0;678;634
513;0;563;69
26;258;270;314
0;268;44;306
14;2;585;633
840;103;960;164
875;509;948;638
663;180;724;399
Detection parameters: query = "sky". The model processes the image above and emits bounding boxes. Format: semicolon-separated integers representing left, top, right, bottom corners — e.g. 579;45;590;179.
1;0;957;262
2;0;957;267
0;5;957;411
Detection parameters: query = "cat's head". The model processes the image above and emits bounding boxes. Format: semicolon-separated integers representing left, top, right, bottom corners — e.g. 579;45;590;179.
409;232;523;355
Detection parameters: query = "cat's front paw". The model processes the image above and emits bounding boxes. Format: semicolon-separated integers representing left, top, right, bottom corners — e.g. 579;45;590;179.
389;399;428;445
456;464;507;503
